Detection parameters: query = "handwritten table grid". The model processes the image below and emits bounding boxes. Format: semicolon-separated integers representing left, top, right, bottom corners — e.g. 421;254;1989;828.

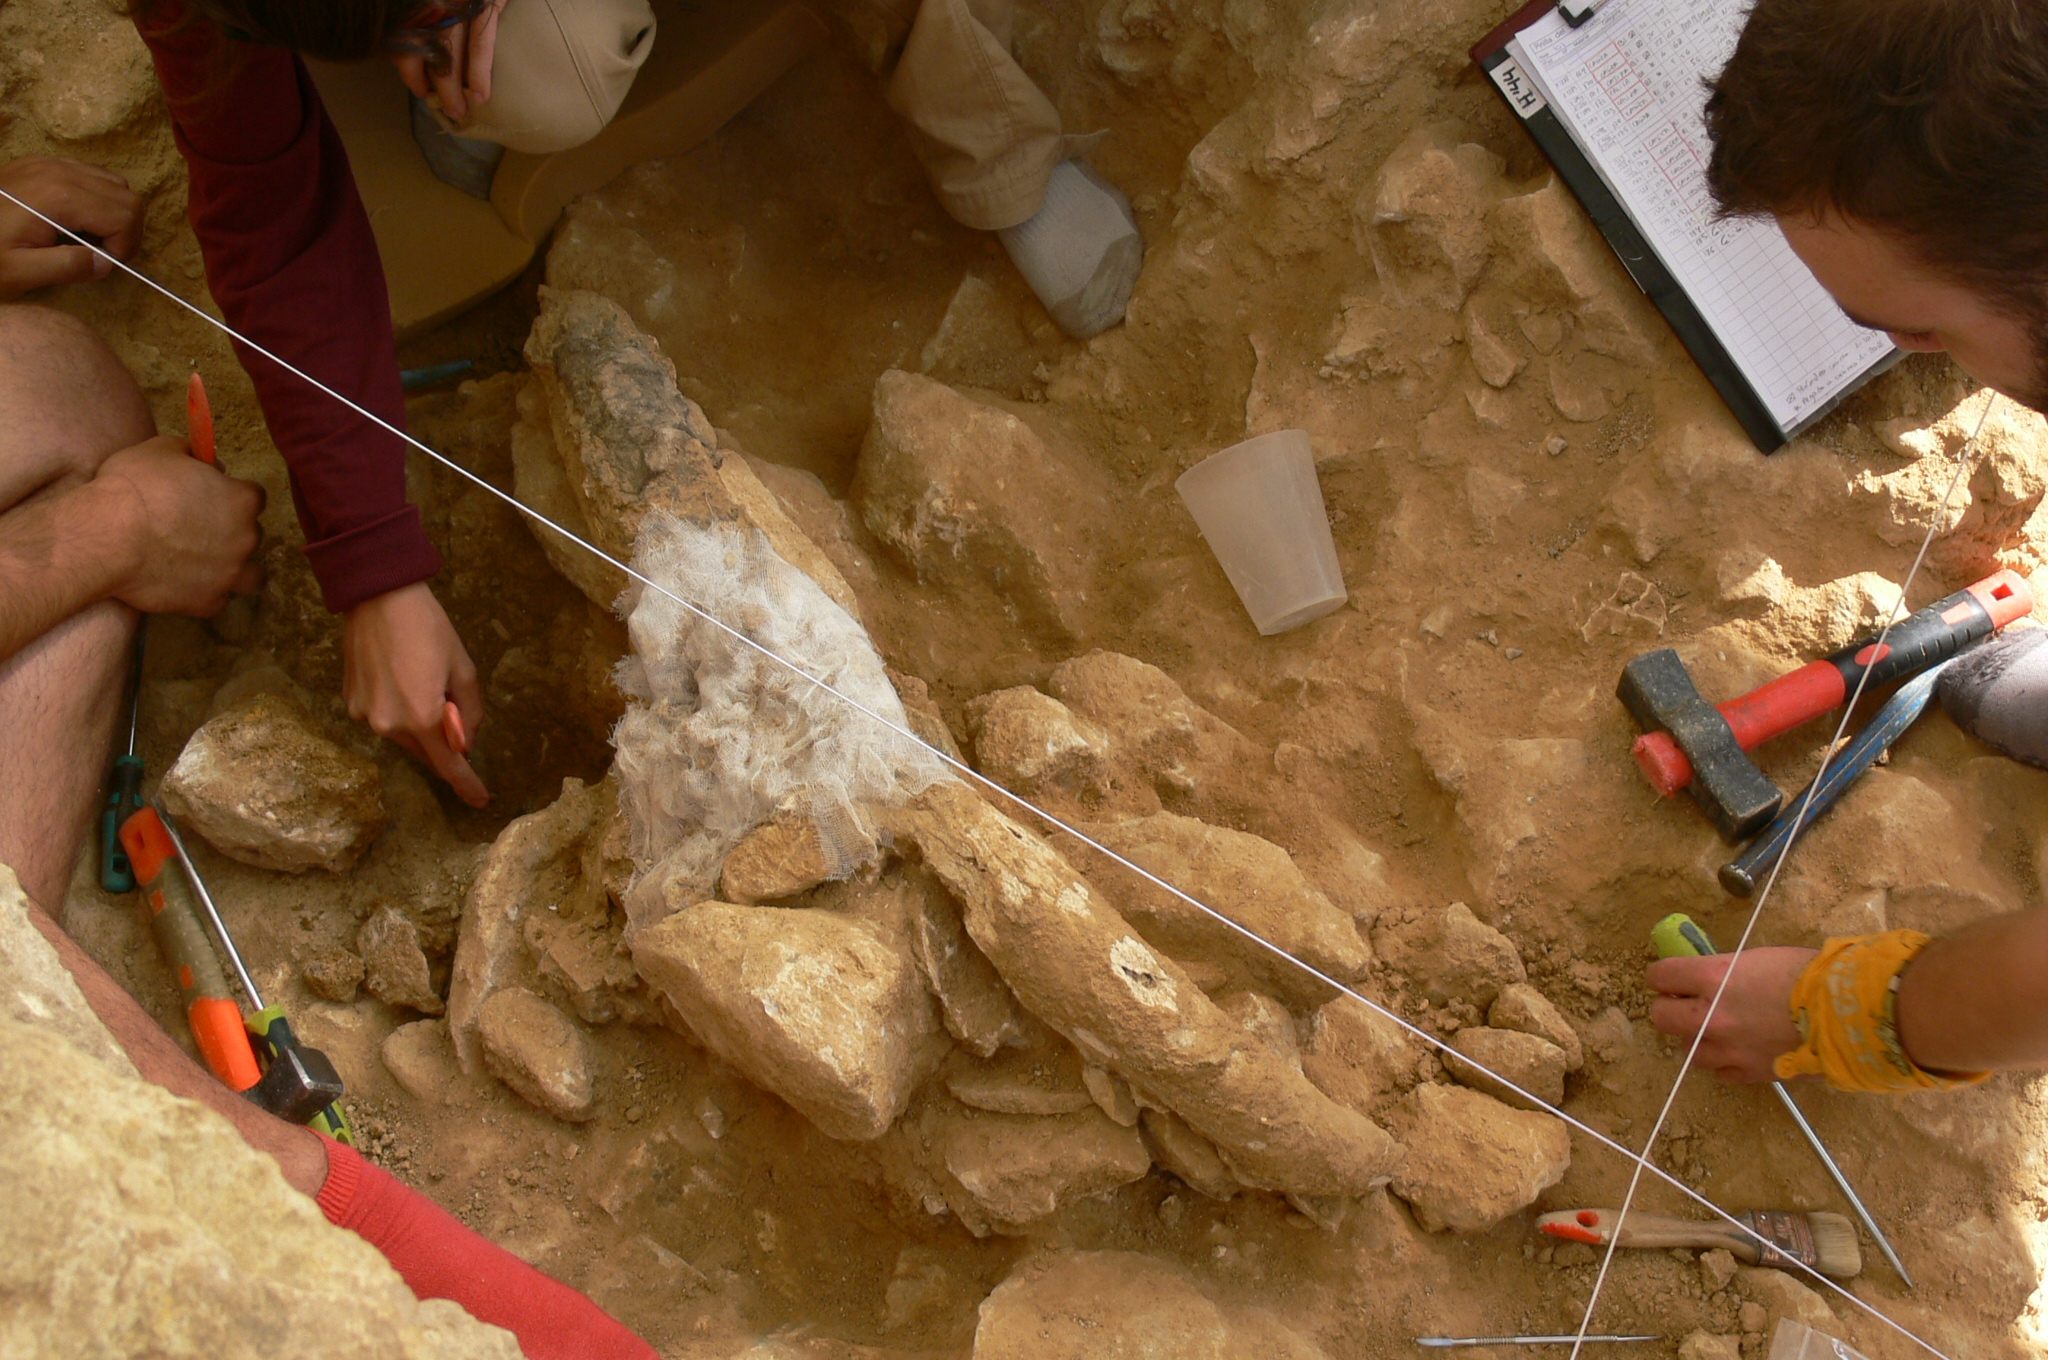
1508;0;1894;432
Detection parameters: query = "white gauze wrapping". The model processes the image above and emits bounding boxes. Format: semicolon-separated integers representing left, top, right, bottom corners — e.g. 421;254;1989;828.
612;512;947;931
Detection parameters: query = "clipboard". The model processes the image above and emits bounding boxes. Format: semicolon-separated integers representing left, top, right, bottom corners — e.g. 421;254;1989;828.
1470;0;1899;453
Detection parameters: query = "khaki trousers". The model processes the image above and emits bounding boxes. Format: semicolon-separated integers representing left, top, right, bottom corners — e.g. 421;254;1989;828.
459;0;1064;230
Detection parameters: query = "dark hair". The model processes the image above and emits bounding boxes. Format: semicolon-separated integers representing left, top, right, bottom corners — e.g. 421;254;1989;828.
1705;0;2048;302
131;0;449;65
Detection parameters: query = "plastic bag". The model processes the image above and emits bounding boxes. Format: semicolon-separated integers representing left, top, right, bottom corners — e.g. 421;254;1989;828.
1767;1318;1872;1360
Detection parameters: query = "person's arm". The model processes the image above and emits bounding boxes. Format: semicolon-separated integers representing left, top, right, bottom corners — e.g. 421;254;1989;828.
1894;909;2048;1071
0;438;263;663
1648;908;2048;1082
136;10;487;807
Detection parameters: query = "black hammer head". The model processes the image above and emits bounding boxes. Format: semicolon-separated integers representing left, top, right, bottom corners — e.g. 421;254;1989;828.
1618;649;1783;841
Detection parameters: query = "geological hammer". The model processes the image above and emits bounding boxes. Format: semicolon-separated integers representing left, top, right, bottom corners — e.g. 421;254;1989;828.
1619;570;2031;839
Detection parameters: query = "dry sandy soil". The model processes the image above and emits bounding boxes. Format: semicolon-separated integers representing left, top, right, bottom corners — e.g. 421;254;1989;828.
6;0;2048;1357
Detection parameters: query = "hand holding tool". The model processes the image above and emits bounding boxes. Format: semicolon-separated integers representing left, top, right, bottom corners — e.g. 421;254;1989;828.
1651;913;1911;1287
97;376;220;892
1720;661;1951;896
1537;1206;1860;1278
1619;570;2030;839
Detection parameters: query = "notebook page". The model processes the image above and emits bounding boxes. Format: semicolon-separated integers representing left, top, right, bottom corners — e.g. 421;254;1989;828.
1506;1;1894;433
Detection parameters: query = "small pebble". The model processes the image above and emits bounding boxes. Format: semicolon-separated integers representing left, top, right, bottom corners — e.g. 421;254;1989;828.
1544;435;1568;456
1504;646;1524;660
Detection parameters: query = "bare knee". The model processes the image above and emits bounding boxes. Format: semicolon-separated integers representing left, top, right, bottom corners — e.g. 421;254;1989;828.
0;305;153;496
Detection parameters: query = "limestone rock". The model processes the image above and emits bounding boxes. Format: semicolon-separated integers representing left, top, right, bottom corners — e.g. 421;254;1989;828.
1679;1334;1742;1360
1082;813;1370;1006
1082;1064;1139;1126
632;903;943;1140
1300;997;1427;1117
1374;901;1525;1009
898;783;1399;1199
1362;127;1505;310
1445;1027;1569;1110
449;777;618;1069
380;1019;468;1106
1736;1267;1835;1331
852;370;1110;641
714;449;864;620
1140;1108;1240;1200
1220;991;1299;1061
972;1251;1330;1360
965;686;1112;799
919;1105;1151;1234
1387;1083;1571;1233
24;18;156;141
0;1015;516;1357
1047;651;1266;812
720;797;877;904
300;946;364;1004
1;864;132;1073
477;987;596;1122
359;907;443;1015
1490;984;1583;1070
908;871;1027;1057
161;693;386;874
944;1045;1094;1116
513;288;732;605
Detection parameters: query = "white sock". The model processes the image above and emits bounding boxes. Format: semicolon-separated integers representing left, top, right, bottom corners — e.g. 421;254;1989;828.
998;160;1144;340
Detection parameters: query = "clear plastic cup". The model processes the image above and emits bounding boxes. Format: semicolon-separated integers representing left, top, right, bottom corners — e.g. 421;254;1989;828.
1175;429;1348;636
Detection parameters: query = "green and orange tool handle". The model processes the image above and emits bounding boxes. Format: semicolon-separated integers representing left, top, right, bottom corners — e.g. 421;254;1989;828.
118;805;354;1143
247;1004;352;1140
96;375;221;893
97;641;148;893
120;806;263;1092
1629;569;2032;799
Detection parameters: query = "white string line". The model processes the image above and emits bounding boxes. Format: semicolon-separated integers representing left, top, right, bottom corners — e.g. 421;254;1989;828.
2;186;1950;1357
1567;387;1996;1359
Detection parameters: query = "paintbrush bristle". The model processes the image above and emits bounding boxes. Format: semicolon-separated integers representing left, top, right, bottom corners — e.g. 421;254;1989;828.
1809;1211;1862;1280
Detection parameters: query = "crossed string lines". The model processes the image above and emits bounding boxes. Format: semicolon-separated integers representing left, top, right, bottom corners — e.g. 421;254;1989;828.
1565;387;1997;1358
0;182;1966;1358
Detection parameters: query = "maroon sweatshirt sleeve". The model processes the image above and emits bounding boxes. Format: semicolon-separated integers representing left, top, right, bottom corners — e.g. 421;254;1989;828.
138;12;441;613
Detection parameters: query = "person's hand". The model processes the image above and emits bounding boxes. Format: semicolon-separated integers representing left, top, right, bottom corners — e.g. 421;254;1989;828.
94;436;265;615
1646;946;1816;1082
342;582;489;808
0;157;142;299
390;0;511;125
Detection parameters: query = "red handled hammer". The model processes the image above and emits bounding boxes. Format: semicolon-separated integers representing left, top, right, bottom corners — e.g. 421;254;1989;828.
1619;569;2032;839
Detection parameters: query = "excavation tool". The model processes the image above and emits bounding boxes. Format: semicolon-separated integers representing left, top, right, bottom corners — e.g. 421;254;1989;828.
97;636;148;892
1537;1206;1860;1278
1652;913;1911;1287
120;807;354;1142
1719;661;1953;896
1414;1336;1659;1349
97;376;221;892
1619;569;2031;839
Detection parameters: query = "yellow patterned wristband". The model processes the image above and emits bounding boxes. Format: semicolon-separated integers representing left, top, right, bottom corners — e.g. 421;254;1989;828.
1773;930;1991;1093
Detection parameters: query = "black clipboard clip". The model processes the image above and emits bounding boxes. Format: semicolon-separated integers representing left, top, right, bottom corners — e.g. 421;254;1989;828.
1558;0;1609;26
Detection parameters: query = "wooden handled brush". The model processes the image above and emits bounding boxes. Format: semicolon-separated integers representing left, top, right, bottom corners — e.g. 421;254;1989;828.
1536;1207;1861;1279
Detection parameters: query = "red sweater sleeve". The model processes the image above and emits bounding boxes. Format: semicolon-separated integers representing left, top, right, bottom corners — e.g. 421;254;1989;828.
138;13;441;613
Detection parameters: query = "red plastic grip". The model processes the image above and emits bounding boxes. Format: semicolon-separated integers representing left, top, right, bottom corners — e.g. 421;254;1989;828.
188;996;261;1091
186;372;216;466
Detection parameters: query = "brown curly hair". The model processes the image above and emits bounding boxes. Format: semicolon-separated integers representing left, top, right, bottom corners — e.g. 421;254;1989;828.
1705;0;2048;308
